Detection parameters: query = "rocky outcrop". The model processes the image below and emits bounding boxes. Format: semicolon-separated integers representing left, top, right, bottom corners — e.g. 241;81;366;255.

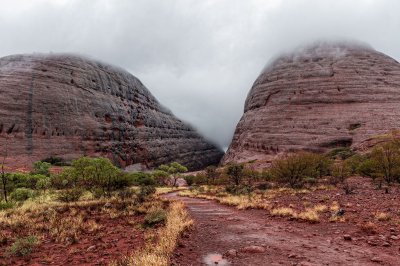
223;42;400;164
0;54;223;170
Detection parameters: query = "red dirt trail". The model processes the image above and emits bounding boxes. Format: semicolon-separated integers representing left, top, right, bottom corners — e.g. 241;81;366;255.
166;193;400;266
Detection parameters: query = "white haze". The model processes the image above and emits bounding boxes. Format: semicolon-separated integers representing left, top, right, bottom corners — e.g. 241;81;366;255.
0;0;399;150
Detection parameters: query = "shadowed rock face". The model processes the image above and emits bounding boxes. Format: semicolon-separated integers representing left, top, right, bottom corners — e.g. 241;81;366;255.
223;42;400;164
0;54;223;170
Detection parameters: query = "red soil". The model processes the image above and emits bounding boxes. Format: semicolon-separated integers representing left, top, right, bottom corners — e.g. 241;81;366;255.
167;177;400;265
0;203;150;266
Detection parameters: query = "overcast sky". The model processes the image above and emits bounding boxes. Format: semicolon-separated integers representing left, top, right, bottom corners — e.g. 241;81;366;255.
1;0;399;150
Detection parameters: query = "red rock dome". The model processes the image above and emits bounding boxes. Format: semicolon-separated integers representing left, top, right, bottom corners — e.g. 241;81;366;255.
0;54;223;170
223;42;400;164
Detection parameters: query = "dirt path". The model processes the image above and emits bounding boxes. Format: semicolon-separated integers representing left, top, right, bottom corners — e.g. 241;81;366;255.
165;193;399;266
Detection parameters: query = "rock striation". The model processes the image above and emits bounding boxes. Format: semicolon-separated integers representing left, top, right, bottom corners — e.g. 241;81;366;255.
223;42;400;164
0;54;223;170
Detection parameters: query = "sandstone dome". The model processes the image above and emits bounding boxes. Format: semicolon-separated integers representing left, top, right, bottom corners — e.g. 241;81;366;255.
0;53;223;170
223;42;400;164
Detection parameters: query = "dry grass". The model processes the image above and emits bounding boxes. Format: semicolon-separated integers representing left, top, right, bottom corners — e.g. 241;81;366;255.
297;209;320;223
375;212;391;221
359;221;378;234
155;187;186;195
270;207;297;217
179;190;269;210
118;201;193;266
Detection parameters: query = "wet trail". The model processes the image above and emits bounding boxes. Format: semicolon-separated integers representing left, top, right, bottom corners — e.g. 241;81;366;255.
165;193;399;266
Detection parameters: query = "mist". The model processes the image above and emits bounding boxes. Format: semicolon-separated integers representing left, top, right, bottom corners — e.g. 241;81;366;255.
0;0;399;150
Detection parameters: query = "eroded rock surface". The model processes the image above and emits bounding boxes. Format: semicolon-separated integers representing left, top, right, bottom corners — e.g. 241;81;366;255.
0;54;223;170
223;42;400;164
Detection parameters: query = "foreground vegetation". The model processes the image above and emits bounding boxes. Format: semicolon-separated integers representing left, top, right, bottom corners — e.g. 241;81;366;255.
0;157;192;265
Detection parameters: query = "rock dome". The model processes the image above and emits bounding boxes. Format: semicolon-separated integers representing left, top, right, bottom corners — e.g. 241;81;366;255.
0;54;223;170
223;42;400;164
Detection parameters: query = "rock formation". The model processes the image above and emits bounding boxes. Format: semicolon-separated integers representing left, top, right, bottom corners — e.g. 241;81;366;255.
0;54;223;170
223;42;400;164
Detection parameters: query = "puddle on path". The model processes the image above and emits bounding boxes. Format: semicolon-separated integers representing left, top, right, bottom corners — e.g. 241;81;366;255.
203;253;230;265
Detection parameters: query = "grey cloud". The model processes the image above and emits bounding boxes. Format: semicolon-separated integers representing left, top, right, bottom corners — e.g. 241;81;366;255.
0;0;399;150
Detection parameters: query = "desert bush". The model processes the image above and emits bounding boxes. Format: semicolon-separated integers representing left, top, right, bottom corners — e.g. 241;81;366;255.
0;201;14;210
57;188;84;202
35;176;51;191
7;235;39;257
9;188;36;202
225;184;253;195
330;161;351;184
327;147;355;160
32;161;51;176
117;188;135;200
127;172;156;186
41;156;69;166
205;165;219;184
143;209;167;227
226;163;244;186
71;157;123;194
193;173;208;185
183;175;195;186
157;162;188;187
256;182;271;190
358;141;400;185
270;152;330;188
137;185;156;202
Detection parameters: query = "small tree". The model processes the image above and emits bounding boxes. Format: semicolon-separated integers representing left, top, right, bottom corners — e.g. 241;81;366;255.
331;160;351;184
226;163;244;186
151;170;170;185
69;157;122;196
270;152;321;188
205;166;218;184
358;140;400;189
157;162;188;187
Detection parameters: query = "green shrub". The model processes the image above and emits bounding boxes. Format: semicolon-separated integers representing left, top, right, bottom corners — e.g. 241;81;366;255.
270;152;329;188
41;156;69;166
225;184;253;195
183;175;195;186
35;177;51;191
226;163;244;186
143;209;167;227
57;188;83;202
0;201;15;210
205;165;219;184
7;236;39;257
327;147;355;160
137;185;156;202
128;172;156;186
117;188;135;200
32;161;51;176
9;188;36;202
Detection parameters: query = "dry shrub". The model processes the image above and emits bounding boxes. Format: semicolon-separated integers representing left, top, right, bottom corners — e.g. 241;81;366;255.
121;201;193;266
297;209;320;223
375;212;391;221
270;207;297;218
359;221;378;234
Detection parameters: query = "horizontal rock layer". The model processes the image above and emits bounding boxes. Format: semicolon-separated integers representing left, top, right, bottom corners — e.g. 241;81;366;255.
223;42;400;164
0;54;223;170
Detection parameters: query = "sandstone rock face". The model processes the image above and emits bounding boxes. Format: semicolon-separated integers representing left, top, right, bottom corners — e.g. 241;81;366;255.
0;54;223;170
223;42;400;164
